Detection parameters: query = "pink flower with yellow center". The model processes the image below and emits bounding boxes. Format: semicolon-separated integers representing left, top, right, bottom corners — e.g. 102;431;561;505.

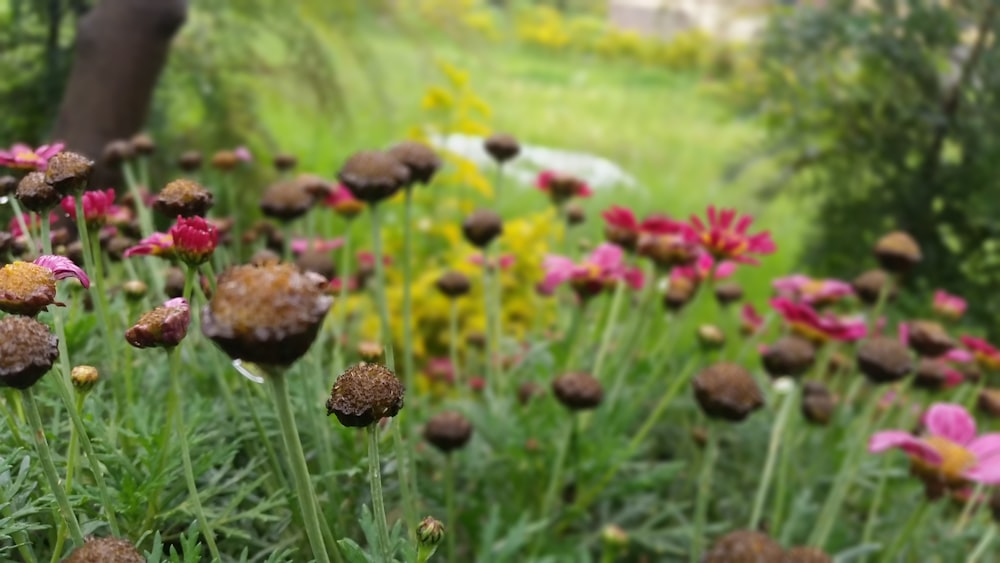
291;238;345;255
670;253;737;285
933;290;967;320
123;232;174;259
535;170;593;204
169;216;218;266
0;255;90;316
869;403;1000;489
770;297;867;344
637;216;701;270
772;274;853;307
61;189;118;227
689;206;776;264
960;336;1000;371
540;243;643;300
0;142;65;170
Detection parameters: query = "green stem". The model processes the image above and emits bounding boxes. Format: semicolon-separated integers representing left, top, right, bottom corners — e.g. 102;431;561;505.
540;419;575;519
64;393;84;494
6;502;37;563
392;418;419;541
368;425;393;563
402;189;416;395
122;161;154;238
22;387;85;546
561;301;586;372
877;500;930;563
691;426;719;563
592;281;626;381
369;204;395;369
78;206;116;372
168;349;221;560
332;223;354;374
492;246;504;383
267;372;332;563
606;265;658;405
449;299;462;386
445;455;457;563
748;383;797;530
482;244;498;384
9;198;36;256
953;482;986;535
968;525;997;563
861;457;891;550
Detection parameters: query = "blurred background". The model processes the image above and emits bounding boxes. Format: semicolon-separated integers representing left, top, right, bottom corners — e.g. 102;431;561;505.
3;0;999;333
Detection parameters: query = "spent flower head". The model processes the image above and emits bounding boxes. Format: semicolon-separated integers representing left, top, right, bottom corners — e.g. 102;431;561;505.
0;255;90;316
154;178;214;218
535;170;593;204
326;362;405;427
0;316;59;389
125;297;191;349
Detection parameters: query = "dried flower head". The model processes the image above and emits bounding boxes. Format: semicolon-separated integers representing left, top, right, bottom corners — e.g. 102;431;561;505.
388;141;441;185
63;536;144;563
177;150;203;172
16;171;61;213
783;546;833;563
913;359;961;392
907;321;954;358
358;341;385;364
713;281;744;306
762;336;816;378
211;150;240;171
801;381;836;425
338;150;410;204
874;231;921;273
44;151;93;195
0;316;58;389
260;179;317;221
326;362;405;427
979;388;1000;418
0;256;90;316
273;153;297;172
0;174;16;197
435;270;471;298
536;170;593;203
552;372;604;411
704;530;784;563
125;298;191;349
417;517;445;547
71;365;99;393
130;133;156;155
102;140;134;166
202;262;332;367
565;202;586;225
483;133;520;163
424;411;474;453
852;269;894;305
462;209;503;248
155;179;214;218
664;277;697;311
857;337;913;384
693;363;764;422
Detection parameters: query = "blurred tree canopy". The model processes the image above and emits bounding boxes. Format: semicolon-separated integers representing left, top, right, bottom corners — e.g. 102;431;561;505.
756;0;1000;331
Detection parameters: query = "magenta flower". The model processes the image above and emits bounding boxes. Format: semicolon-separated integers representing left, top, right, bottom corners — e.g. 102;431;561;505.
324;184;365;219
535;170;593;203
425;357;456;385
469;252;515;271
61;189;118;227
670;253;737;285
123;232;174;259
169;216;218;266
933;290;967;320
540;242;642;300
772;274;854;307
32;255;90;287
740;303;765;335
689;206;776;265
601;206;641;250
291;237;345;255
125;297;191;349
8;212;59;239
637;217;701;270
961;336;1000;371
771;297;867;344
869;403;1000;488
328;276;359;294
0;142;65;170
234;146;253;163
358;251;392;268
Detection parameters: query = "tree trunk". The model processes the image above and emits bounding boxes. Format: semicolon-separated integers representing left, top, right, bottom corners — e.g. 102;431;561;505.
52;0;188;189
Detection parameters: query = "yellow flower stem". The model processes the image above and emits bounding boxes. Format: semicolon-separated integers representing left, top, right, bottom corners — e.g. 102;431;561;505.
168;348;221;560
22;386;85;546
691;424;719;563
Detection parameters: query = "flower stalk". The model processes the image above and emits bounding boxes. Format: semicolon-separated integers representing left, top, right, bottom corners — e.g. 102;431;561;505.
691;425;719;563
748;381;797;530
368;424;393;562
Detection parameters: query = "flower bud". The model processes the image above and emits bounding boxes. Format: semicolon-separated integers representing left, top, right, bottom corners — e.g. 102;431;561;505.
761;336;816;378
273;153;298;172
358;341;385;364
417;516;445;547
423;411;473;453
801;381;835;425
693;363;764;422
122;280;148;302
852;269;893;305
600;524;628;548
713;281;743;306
565;202;586;226
169;216;219;267
130;133;156;155
71;365;99;394
462;210;503;248
697;324;726;350
552;372;603;411
177;150;202;172
435;270;471;298
211;150;239;171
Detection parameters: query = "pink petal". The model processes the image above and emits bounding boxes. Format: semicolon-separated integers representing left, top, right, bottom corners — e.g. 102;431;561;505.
923;403;977;445
589;243;624;270
33;255;90;289
968;434;1000;461
714;261;738;279
964;458;1000;485
868;431;941;464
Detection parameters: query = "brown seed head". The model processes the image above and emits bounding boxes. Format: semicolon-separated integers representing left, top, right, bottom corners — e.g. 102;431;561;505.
466;331;487;350
177;150;203;172
462;209;503;248
273;153;298;172
483;133;520;163
664;278;697;311
0;261;57;316
704;530;784;563
874;231;921;273
0;316;58;389
260;179;316;221
801;381;835;425
296;249;336;280
202;262;332;367
129;133;156;155
71;365;99;393
693;363;764;422
338;150;410;204
913;359;954;392
16;171;61;213
211;150;239;171
978;388;1000;418
435;270;471;298
388;141;442;185
565;202;586;226
857;337;912;384
907;320;954;358
762;336;816;378
552;372;603;411
44;151;93;195
713;281;744;306
326;362;405;427
0;174;18;197
783;546;834;563
63;536;144;563
101;140;134;167
852;269;894;305
296;174;334;200
424;411;473;453
155;179;214;218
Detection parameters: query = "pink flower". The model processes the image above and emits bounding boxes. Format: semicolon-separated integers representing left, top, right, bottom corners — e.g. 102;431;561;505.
869;403;1000;488
61;189;118;227
324;184;364;219
540;243;643;300
358;251;392;268
689;206;776;265
933;290;967;320
770;297;867;343
636;217;701;269
8;212;58;239
601;206;641;250
469;252;515;271
125;297;191;349
425;357;455;384
169;216;218;266
234;146;253;162
291;238;345;255
740;304;765;336
670;253;737;285
960;336;1000;371
772;274;853;306
328;276;359;294
535;170;593;203
0;142;64;170
123;232;174;259
33;255;90;288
